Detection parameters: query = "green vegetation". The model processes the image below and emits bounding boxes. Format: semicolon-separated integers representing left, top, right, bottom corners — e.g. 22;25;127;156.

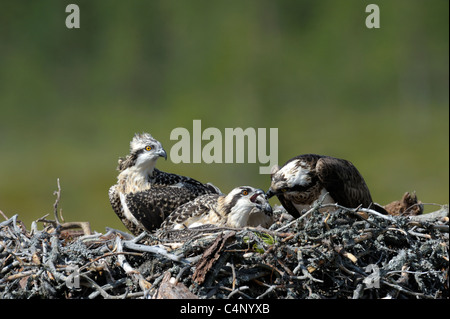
0;1;448;232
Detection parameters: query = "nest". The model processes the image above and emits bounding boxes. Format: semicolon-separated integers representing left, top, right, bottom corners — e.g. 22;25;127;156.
0;197;448;299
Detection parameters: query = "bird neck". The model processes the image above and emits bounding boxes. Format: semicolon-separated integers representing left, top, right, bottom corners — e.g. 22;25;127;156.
247;208;272;228
225;200;252;228
135;157;158;176
117;160;157;193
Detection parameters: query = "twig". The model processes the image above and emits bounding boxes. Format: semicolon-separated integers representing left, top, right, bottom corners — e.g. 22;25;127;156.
381;279;434;299
53;178;63;225
229;262;236;291
275;192;332;233
81;274;145;299
409;205;448;222
114;237;137;274
320;203;397;222
0;209;9;221
226;285;250;299
274;206;316;233
122;241;186;263
256;284;277;299
0;214;20;234
79;251;143;272
289;270;324;283
105;227;135;240
86;278;128;299
1;191;447;299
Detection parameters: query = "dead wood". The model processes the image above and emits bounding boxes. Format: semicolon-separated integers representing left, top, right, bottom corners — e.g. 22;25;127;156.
0;188;448;299
155;271;198;299
192;231;235;285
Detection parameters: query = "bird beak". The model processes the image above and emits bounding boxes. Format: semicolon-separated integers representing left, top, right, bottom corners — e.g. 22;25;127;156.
157;148;167;160
266;188;275;199
250;189;266;201
251;190;273;214
262;201;273;214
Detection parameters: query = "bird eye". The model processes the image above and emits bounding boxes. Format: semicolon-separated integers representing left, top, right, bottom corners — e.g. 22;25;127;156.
145;146;152;151
242;190;248;196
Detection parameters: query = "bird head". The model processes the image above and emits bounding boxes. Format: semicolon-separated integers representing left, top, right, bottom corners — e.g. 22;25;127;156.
266;159;312;198
118;133;167;171
222;186;272;228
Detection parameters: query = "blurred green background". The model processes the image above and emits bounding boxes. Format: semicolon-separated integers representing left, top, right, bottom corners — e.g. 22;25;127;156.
0;0;448;233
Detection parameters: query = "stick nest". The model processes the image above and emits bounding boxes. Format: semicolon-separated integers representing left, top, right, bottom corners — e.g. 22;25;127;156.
0;202;448;299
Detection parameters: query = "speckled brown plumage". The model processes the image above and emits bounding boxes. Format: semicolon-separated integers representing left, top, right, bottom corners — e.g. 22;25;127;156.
267;154;385;218
160;186;273;230
108;133;220;235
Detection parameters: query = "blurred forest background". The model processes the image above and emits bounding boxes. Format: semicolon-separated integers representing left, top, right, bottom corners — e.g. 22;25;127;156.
0;0;448;233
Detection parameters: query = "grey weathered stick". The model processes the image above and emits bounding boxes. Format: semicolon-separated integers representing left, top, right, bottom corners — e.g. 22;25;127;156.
122;241;186;263
320;203;397;222
274;206;316;233
0;214;20;234
256;284;276;299
409;205;448;222
53;178;63;224
115;237;136;274
227;285;250;299
275;192;332;233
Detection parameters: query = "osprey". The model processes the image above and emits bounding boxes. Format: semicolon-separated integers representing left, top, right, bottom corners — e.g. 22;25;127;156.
108;133;220;235
267;154;384;218
160;186;273;230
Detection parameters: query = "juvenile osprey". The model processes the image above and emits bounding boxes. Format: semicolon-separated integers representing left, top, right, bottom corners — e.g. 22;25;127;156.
160;186;273;230
267;154;383;218
108;133;220;235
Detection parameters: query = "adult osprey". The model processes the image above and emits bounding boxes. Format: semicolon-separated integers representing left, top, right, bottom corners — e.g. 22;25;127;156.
108;133;220;235
160;186;273;230
266;154;384;218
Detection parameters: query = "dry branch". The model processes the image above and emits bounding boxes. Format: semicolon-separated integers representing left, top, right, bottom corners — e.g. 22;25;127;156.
0;188;448;299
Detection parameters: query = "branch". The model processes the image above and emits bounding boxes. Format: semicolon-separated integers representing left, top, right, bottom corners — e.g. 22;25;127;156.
409;205;448;222
114;237;152;292
122;241;186;263
53;178;63;224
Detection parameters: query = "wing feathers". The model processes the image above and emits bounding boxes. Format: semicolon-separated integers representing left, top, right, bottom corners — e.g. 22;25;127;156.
270;154;377;217
110;168;220;235
152;169;221;194
315;156;373;208
161;194;221;229
124;186;214;232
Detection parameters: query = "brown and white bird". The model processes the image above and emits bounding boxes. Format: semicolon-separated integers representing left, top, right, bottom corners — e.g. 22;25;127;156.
108;133;220;235
160;186;273;230
267;154;384;218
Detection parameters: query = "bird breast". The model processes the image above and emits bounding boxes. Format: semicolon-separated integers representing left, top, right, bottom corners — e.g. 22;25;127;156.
247;208;273;228
225;199;254;228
